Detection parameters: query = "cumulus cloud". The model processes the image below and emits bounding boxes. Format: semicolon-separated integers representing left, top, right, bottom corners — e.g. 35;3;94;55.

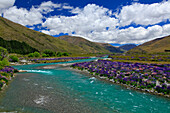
117;1;170;26
37;1;61;14
42;4;118;41
1;1;170;44
2;1;62;26
3;6;43;26
0;0;15;9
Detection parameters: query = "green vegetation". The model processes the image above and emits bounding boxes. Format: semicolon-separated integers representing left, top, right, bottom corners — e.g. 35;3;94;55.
33;52;40;57
28;52;40;57
0;37;38;55
62;52;69;56
0;47;9;69
56;52;62;57
0;47;8;60
109;54;170;64
0;58;9;69
43;49;56;57
42;53;48;57
9;55;19;62
28;53;34;57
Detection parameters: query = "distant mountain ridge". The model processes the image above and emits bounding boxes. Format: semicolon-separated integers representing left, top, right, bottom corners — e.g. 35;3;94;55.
119;44;137;51
96;43;123;53
58;35;123;53
128;35;170;54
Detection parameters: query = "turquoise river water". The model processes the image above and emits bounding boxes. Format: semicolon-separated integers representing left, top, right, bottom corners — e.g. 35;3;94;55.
0;58;169;113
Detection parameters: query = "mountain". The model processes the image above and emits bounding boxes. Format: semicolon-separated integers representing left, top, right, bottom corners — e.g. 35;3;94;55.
96;43;123;53
58;35;122;53
0;16;112;55
119;44;137;51
128;36;170;54
0;16;86;54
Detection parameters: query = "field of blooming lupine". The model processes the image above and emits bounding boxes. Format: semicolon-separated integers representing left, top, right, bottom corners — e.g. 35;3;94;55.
71;60;170;96
109;54;170;62
0;66;18;90
30;57;90;63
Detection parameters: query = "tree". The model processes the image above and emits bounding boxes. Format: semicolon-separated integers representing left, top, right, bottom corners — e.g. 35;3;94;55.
28;53;34;57
42;53;47;57
63;52;69;56
9;55;19;62
43;49;56;57
57;52;62;57
33;52;40;57
0;47;8;60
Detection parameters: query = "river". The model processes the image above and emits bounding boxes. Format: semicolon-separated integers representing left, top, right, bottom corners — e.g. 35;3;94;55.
0;58;169;113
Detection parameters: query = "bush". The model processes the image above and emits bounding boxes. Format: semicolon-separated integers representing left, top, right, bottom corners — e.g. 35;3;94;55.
42;53;47;57
33;52;40;57
0;58;9;67
57;52;62;57
0;47;8;60
28;53;34;57
9;55;19;62
43;49;56;57
63;52;69;56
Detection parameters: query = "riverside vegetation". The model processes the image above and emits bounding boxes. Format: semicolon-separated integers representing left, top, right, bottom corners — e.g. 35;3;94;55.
71;54;170;97
0;47;18;90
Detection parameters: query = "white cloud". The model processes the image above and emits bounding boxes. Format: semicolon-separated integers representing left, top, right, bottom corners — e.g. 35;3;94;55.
42;2;170;44
42;4;119;41
2;1;62;26
0;0;15;9
117;1;170;26
162;24;170;35
37;1;61;14
62;5;74;9
3;6;43;26
1;1;170;44
70;7;82;14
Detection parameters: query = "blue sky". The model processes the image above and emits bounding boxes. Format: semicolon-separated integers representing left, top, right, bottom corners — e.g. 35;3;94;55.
0;0;170;45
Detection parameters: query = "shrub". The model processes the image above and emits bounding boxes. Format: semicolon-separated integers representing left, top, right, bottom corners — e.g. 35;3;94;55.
43;49;56;57
28;53;34;57
42;53;47;57
0;47;8;60
33;52;40;57
9;55;19;62
63;52;69;56
57;52;62;57
0;58;9;67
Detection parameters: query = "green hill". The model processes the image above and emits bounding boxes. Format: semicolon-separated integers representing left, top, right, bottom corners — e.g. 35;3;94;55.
58;35;121;53
0;16;117;55
0;16;86;54
128;35;170;54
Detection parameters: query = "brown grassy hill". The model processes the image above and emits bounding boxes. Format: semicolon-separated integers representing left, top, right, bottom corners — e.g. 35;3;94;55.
128;35;170;54
0;16;84;54
96;43;123;53
58;35;121;53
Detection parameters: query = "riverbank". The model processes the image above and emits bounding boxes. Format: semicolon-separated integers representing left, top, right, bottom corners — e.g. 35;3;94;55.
70;67;170;98
1;60;169;113
37;63;170;98
70;60;170;98
0;66;18;91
